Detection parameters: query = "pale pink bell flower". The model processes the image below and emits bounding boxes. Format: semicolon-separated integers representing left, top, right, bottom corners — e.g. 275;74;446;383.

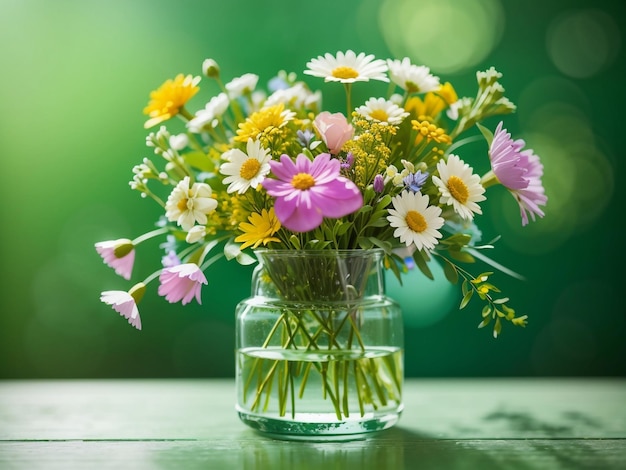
158;263;208;305
95;239;135;280
100;283;145;330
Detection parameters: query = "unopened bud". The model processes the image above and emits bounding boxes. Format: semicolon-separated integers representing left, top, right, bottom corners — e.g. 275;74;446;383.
202;59;220;78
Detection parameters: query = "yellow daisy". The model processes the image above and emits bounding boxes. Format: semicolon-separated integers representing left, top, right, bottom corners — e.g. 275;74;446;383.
235;103;295;143
235;208;281;250
143;74;201;129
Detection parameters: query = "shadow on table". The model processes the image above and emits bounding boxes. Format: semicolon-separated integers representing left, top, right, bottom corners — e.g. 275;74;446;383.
151;427;551;469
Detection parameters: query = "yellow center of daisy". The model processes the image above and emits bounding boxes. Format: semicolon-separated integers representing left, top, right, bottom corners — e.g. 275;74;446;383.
240;158;261;180
405;81;420;93
177;197;189;212
291;173;316;190
331;66;359;80
370;109;389;122
448;175;469;204
405;210;427;233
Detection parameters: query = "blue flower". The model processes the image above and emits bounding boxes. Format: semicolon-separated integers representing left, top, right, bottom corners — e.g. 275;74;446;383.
403;170;429;192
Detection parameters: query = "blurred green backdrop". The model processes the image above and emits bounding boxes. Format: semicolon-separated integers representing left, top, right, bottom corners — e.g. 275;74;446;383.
1;0;624;378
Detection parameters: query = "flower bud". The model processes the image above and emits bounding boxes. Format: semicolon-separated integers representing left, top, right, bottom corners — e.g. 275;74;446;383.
202;59;220;78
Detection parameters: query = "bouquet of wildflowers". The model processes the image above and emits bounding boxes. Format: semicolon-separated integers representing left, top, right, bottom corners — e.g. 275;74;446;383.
96;50;546;338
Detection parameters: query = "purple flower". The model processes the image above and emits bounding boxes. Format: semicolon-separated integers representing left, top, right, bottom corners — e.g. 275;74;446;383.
262;153;363;232
514;149;547;226
158;263;208;305
489;122;547;226
100;283;145;330
373;174;385;193
489;122;528;190
403;170;429;193
340;152;355;170
162;251;182;268
95;239;135;280
297;129;315;148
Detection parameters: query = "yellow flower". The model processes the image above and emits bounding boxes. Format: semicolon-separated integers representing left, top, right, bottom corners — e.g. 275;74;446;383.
235;208;281;250
436;82;458;105
235;103;295;143
143;74;201;129
405;94;446;122
411;120;451;145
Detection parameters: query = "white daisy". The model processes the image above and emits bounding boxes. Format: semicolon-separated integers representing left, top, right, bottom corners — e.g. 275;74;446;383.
220;138;271;194
265;82;322;110
387;58;440;93
356;97;409;125
165;176;218;231
431;154;486;221
225;73;259;99
187;93;229;132
387;191;444;251
304;50;389;84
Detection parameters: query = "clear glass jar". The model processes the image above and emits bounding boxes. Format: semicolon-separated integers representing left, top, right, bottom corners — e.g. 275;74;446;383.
235;249;404;440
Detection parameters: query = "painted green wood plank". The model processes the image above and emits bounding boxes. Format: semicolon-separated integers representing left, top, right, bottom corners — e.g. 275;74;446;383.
0;439;625;470
0;379;625;441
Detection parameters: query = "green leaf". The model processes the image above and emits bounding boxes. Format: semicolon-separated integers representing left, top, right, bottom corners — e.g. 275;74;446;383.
441;233;472;247
236;251;256;265
482;305;492;318
183;151;213;172
288;235;301;250
492;297;509;305
477;317;491;329
413;250;434;280
442;259;459;284
334;221;351;237
462;279;470;296
476;122;494;147
357;237;374;249
448;249;475;263
493;318;502;338
459;289;473;309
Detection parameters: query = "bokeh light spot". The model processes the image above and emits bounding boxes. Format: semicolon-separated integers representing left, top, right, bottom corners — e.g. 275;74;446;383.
379;0;505;74
547;9;621;78
386;260;457;328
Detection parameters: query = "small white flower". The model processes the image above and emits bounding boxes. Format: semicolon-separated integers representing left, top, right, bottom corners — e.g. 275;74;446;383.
387;58;440;93
387;191;444;251
432;154;486;221
202;58;219;78
304;50;389;84
385;164;410;186
186;225;207;244
356;97;409;125
165;176;218;231
169;133;188;151
265;82;320;110
225;73;259;99
187;93;229;133
220;138;271;194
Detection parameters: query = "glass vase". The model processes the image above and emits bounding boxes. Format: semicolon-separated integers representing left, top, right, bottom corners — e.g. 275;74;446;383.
235;249;404;440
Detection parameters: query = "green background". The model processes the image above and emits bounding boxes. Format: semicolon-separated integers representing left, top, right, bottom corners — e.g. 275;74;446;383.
1;0;624;378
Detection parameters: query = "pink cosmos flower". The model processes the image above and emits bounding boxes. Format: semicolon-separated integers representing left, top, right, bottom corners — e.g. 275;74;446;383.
313;112;354;154
262;153;363;232
95;239;135;280
489;122;547;226
158;263;208;305
513;149;547;226
100;284;145;330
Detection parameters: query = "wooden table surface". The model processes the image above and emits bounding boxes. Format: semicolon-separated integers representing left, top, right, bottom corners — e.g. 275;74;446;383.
1;378;625;469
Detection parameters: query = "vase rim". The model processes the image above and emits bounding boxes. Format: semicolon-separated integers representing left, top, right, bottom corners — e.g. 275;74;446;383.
254;248;385;256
